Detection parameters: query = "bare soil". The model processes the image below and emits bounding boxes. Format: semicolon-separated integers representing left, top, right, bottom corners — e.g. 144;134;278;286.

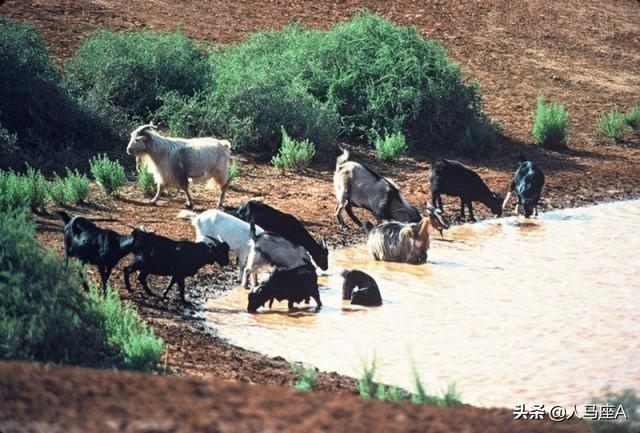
1;0;639;431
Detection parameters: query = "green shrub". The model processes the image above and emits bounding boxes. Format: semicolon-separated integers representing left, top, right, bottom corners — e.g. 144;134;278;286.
0;170;29;212
0;210;163;370
137;162;156;197
531;95;569;149
65;168;90;203
227;159;239;183
24;166;49;211
0;17;116;151
157;12;490;155
65;29;208;119
85;286;163;371
90;154;126;196
271;128;316;171
589;388;639;433
596;110;626;142
374;131;407;161
289;362;318;392
49;173;68;206
411;367;462;406
623;106;640;132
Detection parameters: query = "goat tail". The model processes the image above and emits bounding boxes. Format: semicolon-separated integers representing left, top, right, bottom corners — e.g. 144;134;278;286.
177;209;198;221
336;146;350;168
57;211;71;225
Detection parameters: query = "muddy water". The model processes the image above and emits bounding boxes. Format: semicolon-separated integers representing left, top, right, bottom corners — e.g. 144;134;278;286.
201;200;640;407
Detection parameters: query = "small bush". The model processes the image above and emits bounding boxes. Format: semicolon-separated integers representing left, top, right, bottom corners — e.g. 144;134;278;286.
0;170;29;212
227;159;239;183
85;286;163;371
357;356;378;399
596;110;626;142
90;154;126;196
137;162;156;197
65;168;90;203
271;128;316;171
411;367;462;406
49;173;68;206
65;29;208;119
25;166;49;211
374;131;407;161
589;388;639;433
623;106;640;132
0;18;117;151
289;362;318;392
532;95;569;149
0;210;163;370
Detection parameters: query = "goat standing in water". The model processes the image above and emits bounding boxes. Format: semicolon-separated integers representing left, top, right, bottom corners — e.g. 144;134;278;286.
503;155;545;217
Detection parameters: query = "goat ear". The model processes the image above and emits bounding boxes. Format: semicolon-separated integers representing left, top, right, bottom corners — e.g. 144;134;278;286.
320;236;327;248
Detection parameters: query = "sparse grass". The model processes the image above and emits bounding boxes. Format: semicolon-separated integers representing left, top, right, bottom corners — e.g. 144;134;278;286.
289;362;318;392
90;154;126;196
65;168;90;204
374;131;407;161
227;159;239;183
623;106;640;132
137;162;156;197
357;356;461;405
532;95;569;150
588;388;639;433
596;110;626;143
271;127;316;171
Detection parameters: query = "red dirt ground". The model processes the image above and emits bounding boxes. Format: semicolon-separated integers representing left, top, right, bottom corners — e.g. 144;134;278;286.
0;361;588;433
1;0;639;431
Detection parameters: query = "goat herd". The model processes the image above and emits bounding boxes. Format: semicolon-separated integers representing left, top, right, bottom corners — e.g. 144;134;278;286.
57;124;546;312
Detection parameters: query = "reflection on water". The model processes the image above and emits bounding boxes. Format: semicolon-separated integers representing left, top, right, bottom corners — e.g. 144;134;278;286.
201;200;640;407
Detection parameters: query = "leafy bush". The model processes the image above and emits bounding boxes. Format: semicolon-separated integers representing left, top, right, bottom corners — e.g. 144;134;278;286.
24;166;49;211
375;131;407;161
90;154;126;196
596;110;626;142
0;17;116;151
0;168;48;212
157;12;491;155
137;161;156;197
65;29;208;119
589;388;639;433
531;95;569;149
623;106;640;132
289;362;318;392
271;128;316;171
0;170;29;212
49;173;68;206
65;168;90;203
0;210;163;370
227;159;239;183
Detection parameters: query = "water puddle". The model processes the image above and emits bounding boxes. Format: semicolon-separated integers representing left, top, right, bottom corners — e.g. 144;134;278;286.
201;200;640;407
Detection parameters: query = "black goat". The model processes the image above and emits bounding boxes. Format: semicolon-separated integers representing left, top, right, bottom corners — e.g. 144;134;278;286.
58;211;133;293
503;155;545;218
123;229;230;303
341;269;382;306
247;262;321;312
430;159;503;221
235;200;329;270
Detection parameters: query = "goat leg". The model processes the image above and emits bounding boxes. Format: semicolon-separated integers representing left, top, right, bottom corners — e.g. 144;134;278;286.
99;266;113;295
150;184;162;204
137;272;155;296
467;202;476;222
268;298;274;308
183;187;193;209
162;276;177;298
288;300;294;310
178;278;187;304
312;294;322;308
335;203;348;228
217;181;228;208
344;202;363;227
459;199;466;220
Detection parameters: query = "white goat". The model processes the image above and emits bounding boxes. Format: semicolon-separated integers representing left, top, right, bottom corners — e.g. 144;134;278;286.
127;123;231;208
242;222;311;289
177;209;263;281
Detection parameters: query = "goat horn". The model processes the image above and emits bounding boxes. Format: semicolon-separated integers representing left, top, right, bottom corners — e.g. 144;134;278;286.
417;217;430;242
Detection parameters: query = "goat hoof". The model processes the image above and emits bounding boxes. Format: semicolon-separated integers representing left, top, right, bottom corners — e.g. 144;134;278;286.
185;202;193;209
